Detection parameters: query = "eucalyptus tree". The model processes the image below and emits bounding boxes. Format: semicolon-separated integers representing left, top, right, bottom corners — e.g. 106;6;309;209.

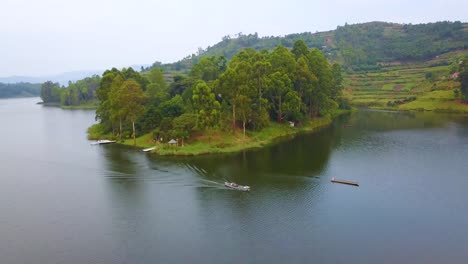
192;81;221;129
118;79;147;145
267;72;292;122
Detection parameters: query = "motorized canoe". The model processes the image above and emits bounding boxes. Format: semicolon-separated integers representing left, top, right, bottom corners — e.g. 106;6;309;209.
224;182;250;191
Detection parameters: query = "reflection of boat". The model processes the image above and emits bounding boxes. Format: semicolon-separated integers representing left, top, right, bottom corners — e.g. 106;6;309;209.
142;146;156;152
224;181;250;191
90;140;116;145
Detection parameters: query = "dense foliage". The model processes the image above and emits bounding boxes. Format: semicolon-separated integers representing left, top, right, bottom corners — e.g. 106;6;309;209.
0;82;41;98
40;76;100;106
459;60;468;102
335;21;467;67
150;21;467;73
95;41;345;143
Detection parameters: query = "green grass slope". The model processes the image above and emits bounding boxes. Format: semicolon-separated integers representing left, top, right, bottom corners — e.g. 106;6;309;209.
345;50;468;113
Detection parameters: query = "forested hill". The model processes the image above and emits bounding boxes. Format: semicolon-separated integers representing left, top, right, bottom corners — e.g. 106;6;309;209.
0;82;41;98
155;21;467;72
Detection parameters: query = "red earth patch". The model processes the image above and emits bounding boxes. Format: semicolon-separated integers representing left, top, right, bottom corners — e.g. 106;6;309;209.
454;99;468;105
393;84;405;90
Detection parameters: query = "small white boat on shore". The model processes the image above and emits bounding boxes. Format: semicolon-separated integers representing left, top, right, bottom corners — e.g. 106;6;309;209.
142;146;156;152
91;140;116;145
224;181;250;191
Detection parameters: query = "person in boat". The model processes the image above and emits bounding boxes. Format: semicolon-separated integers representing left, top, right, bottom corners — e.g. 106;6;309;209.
231;182;238;187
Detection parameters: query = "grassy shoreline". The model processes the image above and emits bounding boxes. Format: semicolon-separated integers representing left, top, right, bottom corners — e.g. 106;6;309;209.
89;110;349;156
40;102;98;109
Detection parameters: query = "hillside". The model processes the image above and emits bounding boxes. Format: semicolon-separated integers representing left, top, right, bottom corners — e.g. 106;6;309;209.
153;21;468;72
0;82;41;98
345;50;468;112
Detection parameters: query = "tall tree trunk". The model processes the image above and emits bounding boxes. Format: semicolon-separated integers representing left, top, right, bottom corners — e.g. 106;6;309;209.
132;121;136;146
258;78;262;111
232;104;236;130
309;97;313;118
278;95;282;123
243;120;246;138
119;117;122;140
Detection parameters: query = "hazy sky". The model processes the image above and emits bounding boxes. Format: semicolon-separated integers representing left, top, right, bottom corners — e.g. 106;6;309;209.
1;0;467;76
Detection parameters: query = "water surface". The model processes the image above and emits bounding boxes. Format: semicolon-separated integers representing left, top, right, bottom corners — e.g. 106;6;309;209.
1;98;467;263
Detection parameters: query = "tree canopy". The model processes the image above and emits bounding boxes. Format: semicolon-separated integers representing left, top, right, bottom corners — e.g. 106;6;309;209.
94;41;345;143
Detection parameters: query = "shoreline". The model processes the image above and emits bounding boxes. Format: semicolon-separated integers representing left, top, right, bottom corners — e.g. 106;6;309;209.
89;110;350;156
40;102;98;110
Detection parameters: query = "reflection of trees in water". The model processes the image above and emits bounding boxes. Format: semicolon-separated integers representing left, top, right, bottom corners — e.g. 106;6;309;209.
159;125;337;189
146;111;468;189
101;145;144;195
102;145;139;175
353;110;455;131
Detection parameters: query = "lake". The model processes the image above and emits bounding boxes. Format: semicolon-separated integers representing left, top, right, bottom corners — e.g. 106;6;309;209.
1;97;468;264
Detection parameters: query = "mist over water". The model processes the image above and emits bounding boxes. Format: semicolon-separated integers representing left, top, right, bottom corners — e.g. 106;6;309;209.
1;97;468;263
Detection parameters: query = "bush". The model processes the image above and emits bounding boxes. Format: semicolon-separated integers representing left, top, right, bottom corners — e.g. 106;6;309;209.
425;72;434;80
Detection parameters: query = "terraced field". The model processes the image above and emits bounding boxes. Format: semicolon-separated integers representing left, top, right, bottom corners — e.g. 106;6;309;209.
345;50;468;113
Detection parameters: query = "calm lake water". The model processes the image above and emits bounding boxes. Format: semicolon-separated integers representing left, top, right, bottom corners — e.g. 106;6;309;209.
1;97;468;264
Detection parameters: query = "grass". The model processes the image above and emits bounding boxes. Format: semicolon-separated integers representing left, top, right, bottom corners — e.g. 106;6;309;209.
61;104;98;110
42;102;98;110
87;124;112;140
122;133;155;148
399;90;468;112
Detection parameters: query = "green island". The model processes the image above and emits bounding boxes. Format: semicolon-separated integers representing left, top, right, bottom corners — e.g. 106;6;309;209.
36;21;468;155
40;75;100;109
88;40;349;155
90;111;346;155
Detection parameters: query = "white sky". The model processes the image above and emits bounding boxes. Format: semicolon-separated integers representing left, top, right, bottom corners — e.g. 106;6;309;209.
1;0;467;76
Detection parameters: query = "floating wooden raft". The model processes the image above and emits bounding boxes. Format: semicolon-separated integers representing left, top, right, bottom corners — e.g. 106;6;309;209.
331;177;359;186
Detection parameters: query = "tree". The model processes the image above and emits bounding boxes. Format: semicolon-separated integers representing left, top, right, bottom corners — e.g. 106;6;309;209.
121;67;148;90
40;81;61;103
251;52;271;112
169;75;194;97
96;69;122;132
191;56;227;84
331;63;344;100
235;94;252;137
118;79;147;145
172;113;197;146
269;45;296;80
146;68;168;100
159;95;185;119
192;81;221;129
282;91;304;121
107;75;125;138
267;72;292;122
306;49;334;115
291;39;309;59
